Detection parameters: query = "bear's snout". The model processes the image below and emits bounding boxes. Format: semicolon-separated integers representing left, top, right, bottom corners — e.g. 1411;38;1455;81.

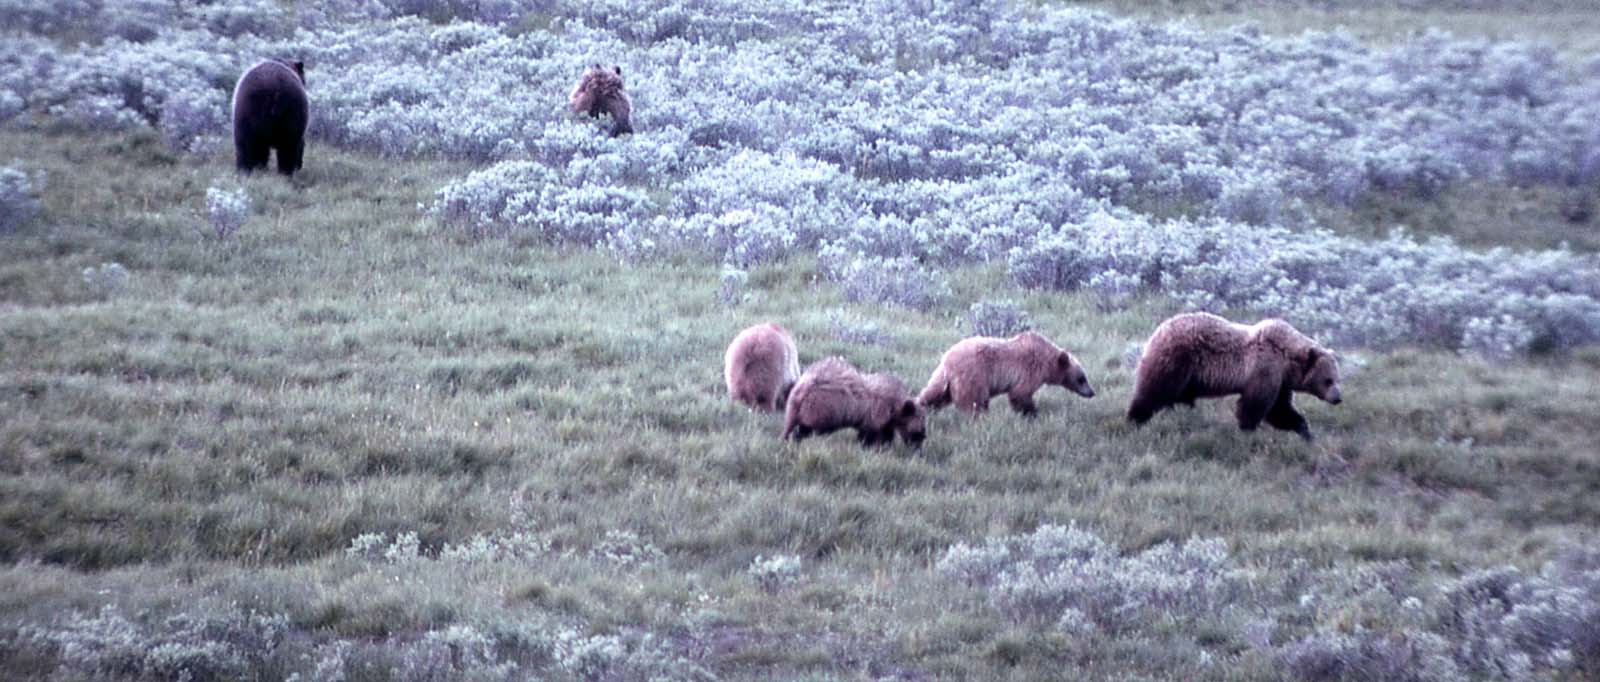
1325;387;1342;405
1073;383;1096;398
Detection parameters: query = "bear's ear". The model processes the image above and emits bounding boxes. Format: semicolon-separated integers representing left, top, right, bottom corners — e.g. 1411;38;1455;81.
899;399;918;418
1057;351;1073;369
1302;347;1325;372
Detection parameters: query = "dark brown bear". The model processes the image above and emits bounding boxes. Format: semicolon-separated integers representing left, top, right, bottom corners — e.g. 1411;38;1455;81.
1127;312;1343;441
782;357;926;449
917;331;1095;416
724;322;801;412
568;64;633;137
232;59;309;175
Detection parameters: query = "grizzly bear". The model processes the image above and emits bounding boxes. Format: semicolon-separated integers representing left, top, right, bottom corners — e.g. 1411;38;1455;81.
782;357;926;449
232;58;309;175
724;322;801;412
568;64;633;137
917;331;1095;416
1126;312;1343;440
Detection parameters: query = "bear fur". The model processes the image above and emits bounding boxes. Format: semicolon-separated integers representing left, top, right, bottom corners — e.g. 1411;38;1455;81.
568;64;633;137
1126;312;1343;440
782;357;926;449
918;331;1095;416
724;322;801;412
232;58;309;175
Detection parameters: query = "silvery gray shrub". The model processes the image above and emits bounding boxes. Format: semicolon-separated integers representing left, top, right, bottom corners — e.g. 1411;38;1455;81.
205;185;250;240
0;164;40;232
748;554;802;592
82;262;130;298
827;309;895;347
967;299;1033;337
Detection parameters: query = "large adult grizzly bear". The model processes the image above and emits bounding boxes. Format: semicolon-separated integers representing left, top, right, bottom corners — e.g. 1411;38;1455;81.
782;357;926;449
724;322;801;412
1126;312;1343;440
568;64;633;137
918;331;1095;416
232;58;309;175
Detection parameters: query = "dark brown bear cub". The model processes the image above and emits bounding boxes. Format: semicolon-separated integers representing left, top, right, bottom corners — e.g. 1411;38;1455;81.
568;64;633;137
1127;312;1343;441
782;358;926;449
232;59;309;175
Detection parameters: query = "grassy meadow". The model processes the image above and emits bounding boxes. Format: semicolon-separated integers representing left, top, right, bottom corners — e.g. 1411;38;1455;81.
4;0;1600;679
3;122;1599;679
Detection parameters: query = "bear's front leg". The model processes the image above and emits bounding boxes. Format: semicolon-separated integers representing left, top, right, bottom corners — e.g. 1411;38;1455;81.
857;428;885;448
1264;391;1313;441
1234;383;1278;432
1235;362;1284;432
1007;392;1038;417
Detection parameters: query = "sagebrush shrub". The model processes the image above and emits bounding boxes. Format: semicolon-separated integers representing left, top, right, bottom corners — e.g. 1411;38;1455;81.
938;524;1243;634
82;262;130;298
748;554;802;592
827;309;895;347
205;185;250;240
967;299;1033;337
820;247;949;312
0;164;41;231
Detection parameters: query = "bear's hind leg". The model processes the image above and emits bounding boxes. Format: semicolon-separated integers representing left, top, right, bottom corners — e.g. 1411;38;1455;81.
1127;361;1191;424
1126;397;1160;424
235;134;269;173
276;139;304;176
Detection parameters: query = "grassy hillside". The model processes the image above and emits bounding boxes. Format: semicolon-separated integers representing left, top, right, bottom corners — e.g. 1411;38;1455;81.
1080;0;1600;55
3;127;1599;679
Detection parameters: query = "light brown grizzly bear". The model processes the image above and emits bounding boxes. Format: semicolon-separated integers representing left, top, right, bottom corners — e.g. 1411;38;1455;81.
782;357;926;449
724;322;801;412
568;64;633;137
917;331;1095;416
1126;312;1343;441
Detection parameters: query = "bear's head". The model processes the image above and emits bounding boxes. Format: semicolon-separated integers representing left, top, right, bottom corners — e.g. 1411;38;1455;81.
892;399;927;448
570;65;623;109
1050;351;1096;398
1298;347;1342;404
273;58;306;85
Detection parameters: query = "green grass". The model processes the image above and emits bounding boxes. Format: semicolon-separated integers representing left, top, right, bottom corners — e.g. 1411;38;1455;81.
1307;183;1600;253
2;128;1599;679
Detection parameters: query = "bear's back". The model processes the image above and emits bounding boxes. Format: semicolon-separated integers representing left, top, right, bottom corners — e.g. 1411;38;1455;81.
232;60;307;122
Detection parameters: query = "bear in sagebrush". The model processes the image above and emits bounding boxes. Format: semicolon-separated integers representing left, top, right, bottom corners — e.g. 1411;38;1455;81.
918;331;1095;416
724;322;801;412
232;58;309;175
568;64;633;137
782;357;926;449
1126;312;1343;441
